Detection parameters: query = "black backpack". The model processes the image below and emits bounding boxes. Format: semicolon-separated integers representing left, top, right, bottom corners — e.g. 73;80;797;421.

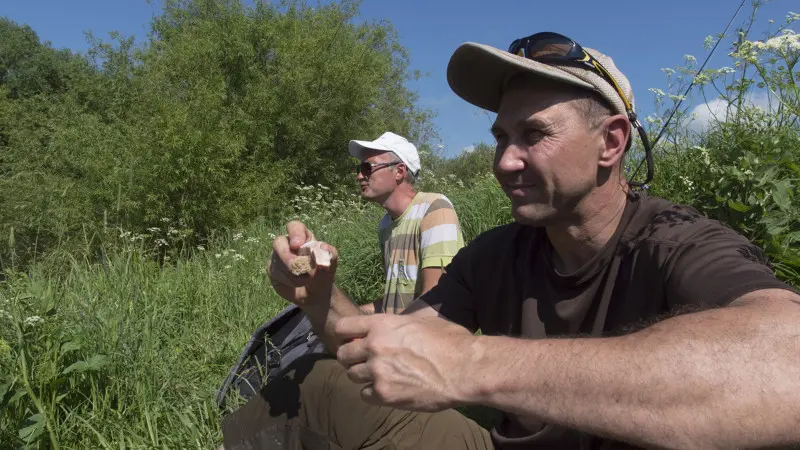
216;304;328;410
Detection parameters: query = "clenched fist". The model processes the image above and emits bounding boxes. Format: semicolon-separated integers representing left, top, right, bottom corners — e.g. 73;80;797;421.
334;313;478;412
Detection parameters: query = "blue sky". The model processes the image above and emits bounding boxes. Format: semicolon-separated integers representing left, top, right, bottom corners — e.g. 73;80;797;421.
3;0;793;158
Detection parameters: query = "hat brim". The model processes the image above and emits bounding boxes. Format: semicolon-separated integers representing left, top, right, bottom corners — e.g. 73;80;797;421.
446;42;597;113
348;140;393;160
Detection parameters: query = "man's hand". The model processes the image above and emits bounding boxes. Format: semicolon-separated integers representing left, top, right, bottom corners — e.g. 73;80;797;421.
334;314;477;412
266;220;338;308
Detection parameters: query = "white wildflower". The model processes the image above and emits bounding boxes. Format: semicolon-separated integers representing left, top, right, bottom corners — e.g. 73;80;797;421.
717;66;735;74
660;67;676;77
693;72;711;85
693;146;711;166
224;265;232;270
703;35;715;51
168;228;179;235
684;54;697;64
215;253;222;258
762;30;800;56
24;316;43;327
155;238;167;247
119;231;131;239
267;233;277;240
232;254;246;261
648;88;666;97
245;237;260;244
147;227;160;233
196;245;206;251
233;232;243;241
645;114;663;125
161;217;170;223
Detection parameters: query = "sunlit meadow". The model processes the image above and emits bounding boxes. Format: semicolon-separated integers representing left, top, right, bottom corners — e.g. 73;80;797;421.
1;3;798;449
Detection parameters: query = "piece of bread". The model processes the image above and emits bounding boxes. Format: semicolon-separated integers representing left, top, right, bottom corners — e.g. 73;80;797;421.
290;240;332;275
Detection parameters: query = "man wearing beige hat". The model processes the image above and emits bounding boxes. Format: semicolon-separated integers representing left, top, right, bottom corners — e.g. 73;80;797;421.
225;32;800;449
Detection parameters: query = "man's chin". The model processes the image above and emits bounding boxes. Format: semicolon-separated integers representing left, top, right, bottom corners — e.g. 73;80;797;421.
511;204;557;227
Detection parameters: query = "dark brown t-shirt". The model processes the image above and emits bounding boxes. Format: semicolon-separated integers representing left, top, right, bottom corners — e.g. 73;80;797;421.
407;192;796;449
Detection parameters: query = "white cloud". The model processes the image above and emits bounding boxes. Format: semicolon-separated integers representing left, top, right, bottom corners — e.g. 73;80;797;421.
461;145;475;153
686;91;775;134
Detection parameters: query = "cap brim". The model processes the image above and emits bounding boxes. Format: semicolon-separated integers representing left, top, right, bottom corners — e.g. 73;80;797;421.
348;140;393;160
446;42;596;113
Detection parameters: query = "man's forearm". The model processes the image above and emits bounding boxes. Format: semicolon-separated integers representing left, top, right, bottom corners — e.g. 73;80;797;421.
463;292;800;449
304;284;363;354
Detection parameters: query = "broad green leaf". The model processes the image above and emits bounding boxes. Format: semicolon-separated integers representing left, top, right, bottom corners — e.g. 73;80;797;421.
727;199;752;212
18;413;45;443
9;388;27;405
87;354;110;371
63;354;109;374
60;341;82;354
772;180;791;210
0;381;11;400
62;360;90;375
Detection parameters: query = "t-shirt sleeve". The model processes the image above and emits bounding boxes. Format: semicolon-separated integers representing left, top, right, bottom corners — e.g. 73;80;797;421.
417;197;465;270
664;222;798;309
403;231;480;333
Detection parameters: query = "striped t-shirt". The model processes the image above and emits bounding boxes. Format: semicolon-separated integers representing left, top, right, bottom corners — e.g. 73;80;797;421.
376;192;465;314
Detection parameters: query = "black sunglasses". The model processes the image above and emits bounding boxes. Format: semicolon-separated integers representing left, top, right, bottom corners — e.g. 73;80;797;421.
354;161;400;177
508;32;653;186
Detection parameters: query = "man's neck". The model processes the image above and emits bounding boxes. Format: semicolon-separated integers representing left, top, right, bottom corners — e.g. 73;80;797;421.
382;186;417;220
545;184;629;274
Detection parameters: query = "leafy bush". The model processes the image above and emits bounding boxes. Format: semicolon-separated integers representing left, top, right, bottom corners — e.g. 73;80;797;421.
0;0;436;271
647;5;799;285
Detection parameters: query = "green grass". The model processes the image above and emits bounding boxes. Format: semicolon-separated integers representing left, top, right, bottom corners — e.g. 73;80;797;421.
0;177;510;449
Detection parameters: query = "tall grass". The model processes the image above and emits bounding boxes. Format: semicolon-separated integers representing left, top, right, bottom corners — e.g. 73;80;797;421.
0;176;510;449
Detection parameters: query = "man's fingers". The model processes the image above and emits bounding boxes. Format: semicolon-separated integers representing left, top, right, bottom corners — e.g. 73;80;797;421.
336;338;369;367
271;234;293;264
344;362;373;384
334;314;378;341
286;220;314;250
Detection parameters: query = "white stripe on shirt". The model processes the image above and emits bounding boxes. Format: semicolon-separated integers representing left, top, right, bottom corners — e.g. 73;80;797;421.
420;223;459;248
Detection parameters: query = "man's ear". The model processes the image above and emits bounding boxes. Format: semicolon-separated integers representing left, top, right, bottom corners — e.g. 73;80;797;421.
598;114;630;169
395;163;407;182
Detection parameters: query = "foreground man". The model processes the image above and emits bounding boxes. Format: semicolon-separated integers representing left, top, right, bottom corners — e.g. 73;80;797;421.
225;32;800;449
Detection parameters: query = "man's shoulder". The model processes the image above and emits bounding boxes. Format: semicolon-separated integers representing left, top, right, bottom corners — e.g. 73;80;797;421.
627;194;768;263
416;191;456;210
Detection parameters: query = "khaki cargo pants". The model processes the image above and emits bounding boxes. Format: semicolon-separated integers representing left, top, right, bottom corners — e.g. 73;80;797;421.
222;354;494;450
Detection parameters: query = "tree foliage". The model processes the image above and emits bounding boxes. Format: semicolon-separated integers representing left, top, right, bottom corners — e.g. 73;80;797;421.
0;0;436;270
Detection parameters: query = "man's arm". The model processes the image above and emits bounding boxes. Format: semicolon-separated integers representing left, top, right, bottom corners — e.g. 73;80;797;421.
304;284;363;354
464;289;800;449
267;221;441;353
360;267;444;315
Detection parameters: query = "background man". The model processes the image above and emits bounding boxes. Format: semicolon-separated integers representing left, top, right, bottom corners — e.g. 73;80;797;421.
348;131;465;314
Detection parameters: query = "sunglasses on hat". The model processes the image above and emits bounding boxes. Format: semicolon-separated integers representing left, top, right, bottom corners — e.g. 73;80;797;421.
508;32;652;186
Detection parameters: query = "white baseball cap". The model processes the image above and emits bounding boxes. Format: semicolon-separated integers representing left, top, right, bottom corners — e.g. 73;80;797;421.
348;132;421;176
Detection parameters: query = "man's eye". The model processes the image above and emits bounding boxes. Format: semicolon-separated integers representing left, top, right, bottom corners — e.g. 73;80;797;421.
525;130;543;143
